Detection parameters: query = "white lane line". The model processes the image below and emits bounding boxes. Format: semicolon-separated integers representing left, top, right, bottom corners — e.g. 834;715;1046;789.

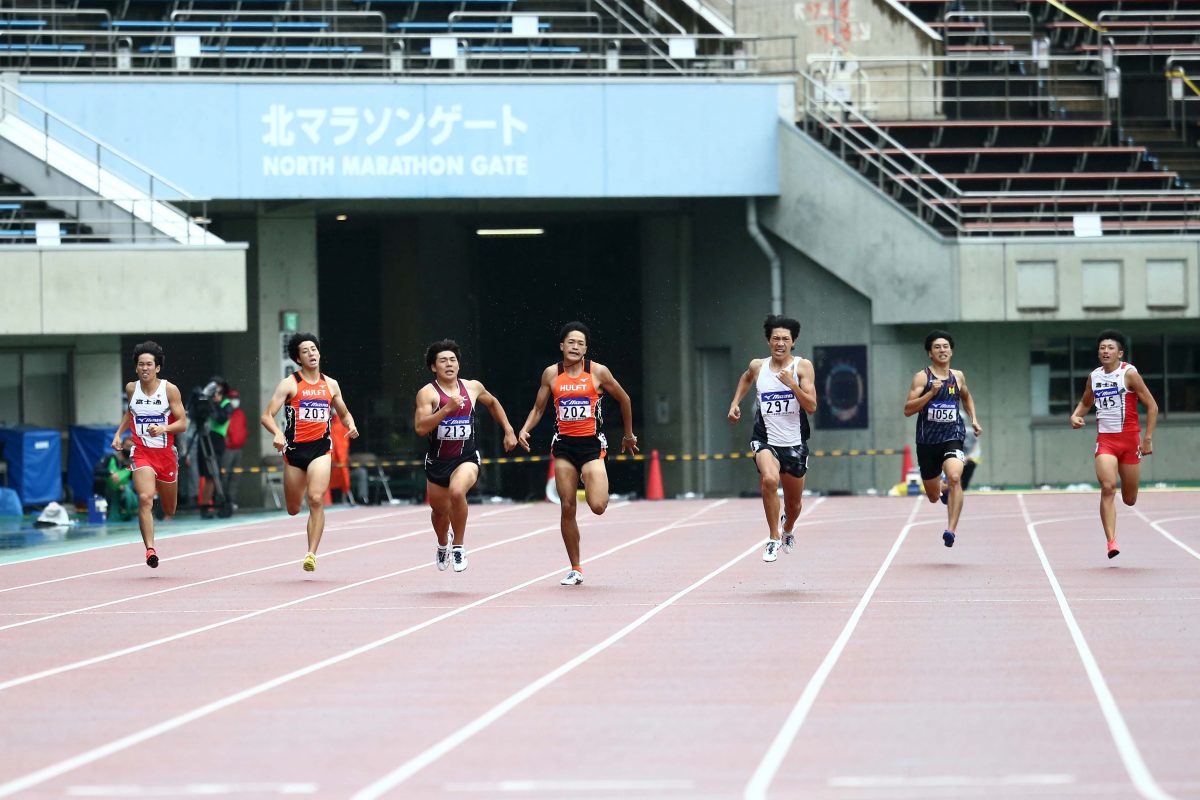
66;783;317;796
1131;510;1200;561
743;497;923;800
828;774;1074;788
0;508;571;692
0;505;535;632
0;500;714;798
1018;494;1175;800
445;779;694;793
352;501;760;800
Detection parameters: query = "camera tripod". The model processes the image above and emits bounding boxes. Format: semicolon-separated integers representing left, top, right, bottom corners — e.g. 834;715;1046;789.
187;423;233;519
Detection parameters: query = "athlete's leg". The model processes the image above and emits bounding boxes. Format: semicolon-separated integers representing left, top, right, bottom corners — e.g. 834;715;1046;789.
922;475;943;504
1094;454;1120;544
131;468;158;549
1118;460;1141;507
446;462;480;545
304;454;332;555
283;463;308;516
756;450;782;540
156;478;179;519
580;460;609;516
427;482;452;546
943;456;965;531
555;459;583;567
780;473;804;531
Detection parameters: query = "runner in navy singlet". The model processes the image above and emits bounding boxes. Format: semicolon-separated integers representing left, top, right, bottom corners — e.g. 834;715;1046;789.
903;329;982;548
415;339;517;573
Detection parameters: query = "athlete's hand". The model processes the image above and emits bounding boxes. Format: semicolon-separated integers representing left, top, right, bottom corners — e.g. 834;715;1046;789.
110;437;122;451
516;428;531;452
621;433;639;455
727;404;741;423
344;425;359;440
972;420;983;437
448;394;466;412
273;431;287;452
1070;415;1086;430
502;429;517;452
1142;435;1153;456
147;424;165;437
776;369;797;389
929;378;944;395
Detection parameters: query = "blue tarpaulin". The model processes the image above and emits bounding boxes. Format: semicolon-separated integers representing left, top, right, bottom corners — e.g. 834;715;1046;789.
69;424;120;507
0;427;63;506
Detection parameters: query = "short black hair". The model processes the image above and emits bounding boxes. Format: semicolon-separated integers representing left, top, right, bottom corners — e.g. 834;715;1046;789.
425;339;461;368
133;340;164;368
560;321;590;344
924;329;954;352
763;315;800;341
287;332;320;364
1097;329;1126;351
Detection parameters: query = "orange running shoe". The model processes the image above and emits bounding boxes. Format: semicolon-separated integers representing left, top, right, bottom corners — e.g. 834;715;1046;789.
1107;540;1120;559
146;548;159;568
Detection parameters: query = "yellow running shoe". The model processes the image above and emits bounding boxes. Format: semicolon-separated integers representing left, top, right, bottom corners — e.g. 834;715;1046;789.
302;552;316;572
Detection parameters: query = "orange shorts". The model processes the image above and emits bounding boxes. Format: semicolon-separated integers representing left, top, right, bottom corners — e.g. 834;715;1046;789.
131;445;178;482
1095;431;1141;465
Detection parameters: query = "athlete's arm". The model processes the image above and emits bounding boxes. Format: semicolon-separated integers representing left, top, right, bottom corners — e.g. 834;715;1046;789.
956;370;983;437
111;383;135;449
473;381;518;453
728;360;762;423
595;363;638;455
517;366;555;452
261;377;295;452
159;382;189;437
328;378;359;440
1125;368;1158;454
1069;377;1094;429
903;371;938;417
781;358;818;415
413;384;463;437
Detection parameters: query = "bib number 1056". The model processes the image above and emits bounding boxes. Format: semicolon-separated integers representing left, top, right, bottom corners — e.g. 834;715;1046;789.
926;402;958;423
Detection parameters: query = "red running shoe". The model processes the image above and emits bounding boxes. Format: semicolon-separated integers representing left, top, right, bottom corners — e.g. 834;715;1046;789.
146;548;159;568
1107;540;1120;560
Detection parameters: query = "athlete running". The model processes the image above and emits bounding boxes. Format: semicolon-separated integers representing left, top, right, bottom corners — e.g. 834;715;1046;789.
1070;329;1158;559
415;339;518;573
261;332;358;572
111;341;188;568
727;315;817;562
903;329;983;548
517;322;638;586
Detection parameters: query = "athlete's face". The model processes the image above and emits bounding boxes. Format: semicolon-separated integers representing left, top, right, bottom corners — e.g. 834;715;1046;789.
432;351;459;381
296;341;320;371
1098;339;1124;368
927;338;953;365
560;332;588;363
767;328;794;358
135;354;159;382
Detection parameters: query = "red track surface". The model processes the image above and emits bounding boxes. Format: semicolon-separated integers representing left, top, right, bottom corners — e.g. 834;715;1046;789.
0;493;1197;799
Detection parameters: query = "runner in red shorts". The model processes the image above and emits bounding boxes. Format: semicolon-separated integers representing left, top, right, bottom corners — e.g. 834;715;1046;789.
1069;329;1158;559
111;341;189;568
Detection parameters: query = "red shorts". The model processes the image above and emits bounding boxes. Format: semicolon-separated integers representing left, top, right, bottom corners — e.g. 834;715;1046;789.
131;445;178;482
1095;431;1141;465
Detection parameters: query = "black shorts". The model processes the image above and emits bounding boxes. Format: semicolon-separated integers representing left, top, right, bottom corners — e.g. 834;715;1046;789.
916;440;965;481
284;438;332;472
424;451;481;489
751;440;810;479
551;434;607;472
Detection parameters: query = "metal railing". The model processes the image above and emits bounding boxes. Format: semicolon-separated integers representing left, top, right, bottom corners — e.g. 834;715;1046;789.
944;11;1035;54
799;68;1200;238
1165;56;1200;140
1087;11;1200;59
0;195;214;245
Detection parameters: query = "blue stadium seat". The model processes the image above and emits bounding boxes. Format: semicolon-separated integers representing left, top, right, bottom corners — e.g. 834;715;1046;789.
0;43;86;51
0;20;48;28
388;22;550;31
109;20;330;30
139;44;364;53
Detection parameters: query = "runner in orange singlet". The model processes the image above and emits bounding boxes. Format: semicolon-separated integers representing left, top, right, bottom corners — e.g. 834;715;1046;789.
517;322;637;586
261;332;359;573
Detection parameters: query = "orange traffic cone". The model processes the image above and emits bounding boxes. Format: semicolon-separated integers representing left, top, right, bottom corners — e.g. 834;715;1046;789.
901;444;914;482
646;450;664;501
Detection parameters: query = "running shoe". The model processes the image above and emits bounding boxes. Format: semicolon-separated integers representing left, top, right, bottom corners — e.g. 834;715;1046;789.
302;552;317;572
1107;540;1120;559
940;482;948;505
436;545;450;572
452;546;468;573
763;538;780;562
560;569;584;586
145;548;158;569
781;514;794;554
943;530;955;548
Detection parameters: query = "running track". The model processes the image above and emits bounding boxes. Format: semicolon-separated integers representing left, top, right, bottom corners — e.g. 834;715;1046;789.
0;492;1197;799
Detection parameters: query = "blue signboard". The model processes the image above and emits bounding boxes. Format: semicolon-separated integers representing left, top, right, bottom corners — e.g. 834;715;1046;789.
20;80;783;199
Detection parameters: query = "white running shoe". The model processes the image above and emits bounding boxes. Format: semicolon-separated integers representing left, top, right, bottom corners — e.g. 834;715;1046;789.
763;539;780;562
436;545;450;571
452;546;468;573
781;513;794;554
560;569;584;586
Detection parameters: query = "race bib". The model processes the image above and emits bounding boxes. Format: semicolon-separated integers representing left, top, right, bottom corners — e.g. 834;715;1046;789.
760;390;794;416
299;399;330;422
135;413;166;437
926;400;958;423
1094;386;1120;410
437;416;473;440
557;397;593;421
